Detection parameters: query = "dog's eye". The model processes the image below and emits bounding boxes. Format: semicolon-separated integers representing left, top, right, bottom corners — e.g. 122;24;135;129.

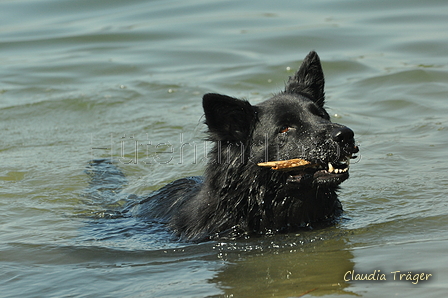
279;125;291;134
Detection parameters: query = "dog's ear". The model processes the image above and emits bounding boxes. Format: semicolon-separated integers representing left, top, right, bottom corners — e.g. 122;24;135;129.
203;93;257;142
285;51;325;107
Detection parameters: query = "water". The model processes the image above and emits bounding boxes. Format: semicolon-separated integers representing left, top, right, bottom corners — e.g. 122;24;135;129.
1;0;448;297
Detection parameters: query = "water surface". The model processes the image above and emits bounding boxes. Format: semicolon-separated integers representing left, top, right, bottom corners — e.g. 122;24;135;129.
1;0;448;297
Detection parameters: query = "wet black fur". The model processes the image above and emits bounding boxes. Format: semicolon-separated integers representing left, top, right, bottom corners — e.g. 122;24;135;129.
129;51;358;242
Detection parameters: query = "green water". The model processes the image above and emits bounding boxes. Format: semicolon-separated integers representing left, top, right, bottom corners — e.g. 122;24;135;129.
1;0;448;297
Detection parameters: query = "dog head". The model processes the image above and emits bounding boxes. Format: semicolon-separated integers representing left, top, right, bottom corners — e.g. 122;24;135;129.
203;51;358;189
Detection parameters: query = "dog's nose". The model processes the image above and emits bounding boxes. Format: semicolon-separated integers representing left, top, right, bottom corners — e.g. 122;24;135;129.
331;126;359;154
331;126;354;143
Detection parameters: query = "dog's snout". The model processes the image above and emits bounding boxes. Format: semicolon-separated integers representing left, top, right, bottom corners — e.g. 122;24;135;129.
331;126;354;143
331;126;359;154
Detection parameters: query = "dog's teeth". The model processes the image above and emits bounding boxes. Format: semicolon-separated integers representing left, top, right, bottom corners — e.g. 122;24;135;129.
327;161;350;174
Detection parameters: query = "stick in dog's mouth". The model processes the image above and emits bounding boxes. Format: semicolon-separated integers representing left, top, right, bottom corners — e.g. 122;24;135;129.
257;158;316;171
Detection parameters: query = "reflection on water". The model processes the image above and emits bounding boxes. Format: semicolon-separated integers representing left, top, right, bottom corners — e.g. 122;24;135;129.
212;235;355;297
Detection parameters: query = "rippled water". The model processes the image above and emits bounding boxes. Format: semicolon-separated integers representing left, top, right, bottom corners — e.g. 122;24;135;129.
1;0;448;297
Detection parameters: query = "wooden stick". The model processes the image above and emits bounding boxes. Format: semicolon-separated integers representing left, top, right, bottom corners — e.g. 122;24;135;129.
257;158;315;170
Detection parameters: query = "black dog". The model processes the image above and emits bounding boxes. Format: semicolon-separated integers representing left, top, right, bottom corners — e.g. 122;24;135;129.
129;51;358;242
